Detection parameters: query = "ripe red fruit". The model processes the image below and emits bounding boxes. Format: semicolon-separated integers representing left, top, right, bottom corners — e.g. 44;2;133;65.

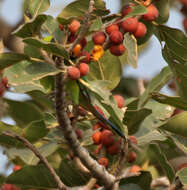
143;4;159;21
93;122;101;130
101;130;115;147
121;4;134;17
67;66;80;80
78;63;89;76
109;31;123;44
105;24;119;34
79;51;90;63
80;38;87;48
2;77;8;88
177;163;187;170
68;20;80;34
127;151;137;163
2;184;15;190
113;94;125;108
92;32;106;45
107;141;120;155
13;165;21;172
133;22;147;38
92;131;102;145
59;24;64;31
129;165;141;173
129;136;138;145
110;44;126;56
183;18;187;31
94;105;105;117
98;157;109;168
120;18;138;33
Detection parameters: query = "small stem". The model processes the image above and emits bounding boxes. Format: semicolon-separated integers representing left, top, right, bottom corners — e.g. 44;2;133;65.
137;78;145;95
97;60;105;80
40;49;56;66
2;131;68;190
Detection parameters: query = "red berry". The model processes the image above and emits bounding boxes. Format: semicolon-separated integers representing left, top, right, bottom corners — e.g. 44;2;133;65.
67;66;80;80
79;63;89;76
68;34;77;43
59;24;64;31
143;4;159;21
107;141;120;155
129;136;138;145
109;31;123;45
133;22;147;38
177;163;187;171
13;165;21;172
92;131;102;145
93;122;101;130
2;184;14;190
129;165;141;173
79;51;90;63
2;77;8;88
121;4;134;17
127;151;137;163
101;130;115;147
109;44;126;56
98;157;109;168
92;32;106;45
80;38;87;48
113;94;125;108
105;24;119;34
68;20;80;34
120;18;138;33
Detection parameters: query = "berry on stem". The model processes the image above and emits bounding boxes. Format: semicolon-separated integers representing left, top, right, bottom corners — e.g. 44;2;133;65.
78;63;89;76
107;141;120;155
105;24;119;34
109;31;123;44
127;151;137;163
121;4;134;17
133;22;147;38
109;44;126;56
68;20;80;34
92;32;106;45
143;4;159;21
13;165;21;172
113;94;125;108
59;24;64;31
129;165;142;173
98;157;109;168
72;44;82;57
101;130;115;147
92;131;102;145
79;51;90;63
129;136;138;145
67;66;80;80
120;18;138;33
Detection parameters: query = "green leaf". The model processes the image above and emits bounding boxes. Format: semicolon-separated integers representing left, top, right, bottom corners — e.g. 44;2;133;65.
23;120;49;142
59;159;90;186
24;44;42;59
6;99;44;128
155;0;169;24
149;144;175;183
151;92;187;110
176;168;187;187
119;171;152;190
0;53;29;70
119;184;142;190
6;142;59;165
42;15;64;43
23;38;69;59
58;0;108;19
124;5;147;19
138;130;167;146
66;80;79;105
123;108;152;134
24;0;50;18
6;165;57;188
88;50;122;90
121;33;138;68
13;14;47;38
138;66;172;108
5;61;59;86
160;111;187;138
89;17;103;32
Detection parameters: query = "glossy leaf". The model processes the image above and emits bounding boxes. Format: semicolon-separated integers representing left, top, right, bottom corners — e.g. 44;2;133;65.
149;144;175;183
160;111;187;138
6;165;57;188
88;50;122;90
5;99;44;128
138;66;172;108
5;61;59;86
13;15;47;38
176;168;187;187
23;38;69;59
24;0;50;18
151;92;187;110
0;53;29;70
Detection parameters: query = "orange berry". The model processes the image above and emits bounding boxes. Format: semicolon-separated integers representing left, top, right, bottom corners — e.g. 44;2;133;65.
92;131;102;145
105;24;119;34
120;18;138;33
107;141;120;155
127;151;137;163
109;31;123;45
129;165;141;173
133;22;147;38
92;32;106;45
72;44;82;57
68;20;80;34
67;66;80;80
13;165;21;172
109;44;126;56
79;63;89;76
129;136;138;145
113;94;125;108
98;157;109;168
101;130;115;147
143;4;159;21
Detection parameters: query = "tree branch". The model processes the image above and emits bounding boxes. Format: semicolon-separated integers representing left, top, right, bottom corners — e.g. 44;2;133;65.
2;131;69;190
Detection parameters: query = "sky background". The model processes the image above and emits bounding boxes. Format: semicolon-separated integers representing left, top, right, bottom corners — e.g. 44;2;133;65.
0;0;184;175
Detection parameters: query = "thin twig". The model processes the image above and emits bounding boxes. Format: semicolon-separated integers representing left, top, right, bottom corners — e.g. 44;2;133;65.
137;79;145;96
82;178;97;190
97;60;105;80
2;131;68;190
40;49;56;66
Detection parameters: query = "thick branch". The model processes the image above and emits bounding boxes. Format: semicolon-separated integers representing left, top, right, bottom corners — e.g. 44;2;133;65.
2;131;68;190
55;59;116;189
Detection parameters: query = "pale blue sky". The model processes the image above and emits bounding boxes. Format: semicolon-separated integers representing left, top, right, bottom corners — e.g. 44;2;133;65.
0;0;184;175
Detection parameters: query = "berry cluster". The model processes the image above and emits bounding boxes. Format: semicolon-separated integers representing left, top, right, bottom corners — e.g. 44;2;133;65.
179;0;187;31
